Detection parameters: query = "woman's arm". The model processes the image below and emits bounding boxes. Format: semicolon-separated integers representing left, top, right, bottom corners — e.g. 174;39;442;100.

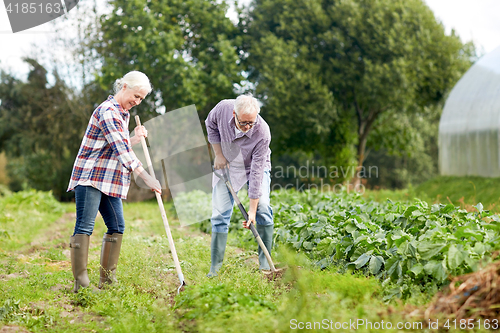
133;166;162;193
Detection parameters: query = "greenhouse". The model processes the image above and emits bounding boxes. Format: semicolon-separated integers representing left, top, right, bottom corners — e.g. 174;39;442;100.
439;46;500;177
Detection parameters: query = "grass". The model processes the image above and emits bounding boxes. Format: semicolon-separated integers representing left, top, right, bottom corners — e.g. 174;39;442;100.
0;190;70;251
0;189;494;332
415;176;500;211
365;176;500;213
363;187;417;204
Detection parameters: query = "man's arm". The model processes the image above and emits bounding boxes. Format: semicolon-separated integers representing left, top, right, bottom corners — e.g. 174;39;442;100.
243;138;271;229
206;102;230;169
212;143;228;169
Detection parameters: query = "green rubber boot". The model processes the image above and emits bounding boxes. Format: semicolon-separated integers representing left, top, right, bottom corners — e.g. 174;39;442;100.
99;233;123;288
207;232;228;277
257;225;274;270
70;234;91;293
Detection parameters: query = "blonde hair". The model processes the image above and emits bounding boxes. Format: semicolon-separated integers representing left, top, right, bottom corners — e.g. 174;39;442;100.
234;94;260;116
113;71;152;94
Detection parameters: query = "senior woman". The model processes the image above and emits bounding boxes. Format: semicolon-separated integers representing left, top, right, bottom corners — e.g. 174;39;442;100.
67;71;161;292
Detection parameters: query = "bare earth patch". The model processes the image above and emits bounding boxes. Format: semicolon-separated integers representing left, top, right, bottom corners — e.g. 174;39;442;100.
0;326;30;333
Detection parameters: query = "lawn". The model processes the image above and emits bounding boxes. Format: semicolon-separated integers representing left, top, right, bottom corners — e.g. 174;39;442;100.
0;189;496;332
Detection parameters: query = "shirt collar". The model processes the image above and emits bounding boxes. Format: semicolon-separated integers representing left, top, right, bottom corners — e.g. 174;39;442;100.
108;95;129;117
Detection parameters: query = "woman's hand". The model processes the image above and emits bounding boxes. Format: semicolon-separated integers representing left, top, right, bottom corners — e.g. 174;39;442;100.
131;126;147;146
134;125;148;138
143;174;162;194
134;166;162;194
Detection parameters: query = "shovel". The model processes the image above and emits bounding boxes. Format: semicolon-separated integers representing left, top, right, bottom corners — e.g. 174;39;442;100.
212;166;277;273
135;115;186;294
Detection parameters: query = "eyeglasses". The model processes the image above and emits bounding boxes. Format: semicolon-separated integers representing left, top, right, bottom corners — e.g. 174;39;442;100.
235;113;257;127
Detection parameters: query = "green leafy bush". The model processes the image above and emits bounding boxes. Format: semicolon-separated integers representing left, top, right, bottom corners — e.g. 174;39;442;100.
272;190;500;299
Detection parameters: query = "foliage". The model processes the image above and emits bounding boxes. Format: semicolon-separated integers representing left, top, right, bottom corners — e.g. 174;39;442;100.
3;189;495;332
170;189;212;225
0;189;63;213
242;0;474;177
70;287;96;308
364;105;441;189
0;0;480;194
0;60;92;200
271;150;358;189
0;298;55;330
94;0;242;121
191;187;255;249
272;189;500;300
175;284;276;320
0;190;66;251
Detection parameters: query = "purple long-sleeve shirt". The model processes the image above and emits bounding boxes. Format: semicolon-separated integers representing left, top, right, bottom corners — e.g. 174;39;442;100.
205;99;271;199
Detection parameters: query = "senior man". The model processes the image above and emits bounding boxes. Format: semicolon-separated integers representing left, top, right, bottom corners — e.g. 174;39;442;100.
205;94;273;276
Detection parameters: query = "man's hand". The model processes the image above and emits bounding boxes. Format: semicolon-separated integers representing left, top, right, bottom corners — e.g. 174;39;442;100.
242;198;259;229
242;209;256;229
211;143;228;170
214;154;228;170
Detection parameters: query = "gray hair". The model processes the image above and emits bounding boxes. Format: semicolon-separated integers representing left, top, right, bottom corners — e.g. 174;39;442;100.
113;71;153;94
234;94;260;116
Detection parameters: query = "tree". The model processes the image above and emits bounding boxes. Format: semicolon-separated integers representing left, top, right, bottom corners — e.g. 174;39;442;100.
242;0;473;186
0;59;92;200
364;105;442;188
93;0;243;122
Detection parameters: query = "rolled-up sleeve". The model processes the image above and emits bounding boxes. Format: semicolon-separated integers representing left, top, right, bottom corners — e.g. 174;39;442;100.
248;138;271;199
205;103;222;144
99;110;142;172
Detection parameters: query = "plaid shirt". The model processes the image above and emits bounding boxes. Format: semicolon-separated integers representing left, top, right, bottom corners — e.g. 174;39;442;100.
67;96;142;199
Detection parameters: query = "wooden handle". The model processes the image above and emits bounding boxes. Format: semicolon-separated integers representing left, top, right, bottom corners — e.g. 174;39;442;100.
134;115;185;285
135;115;156;178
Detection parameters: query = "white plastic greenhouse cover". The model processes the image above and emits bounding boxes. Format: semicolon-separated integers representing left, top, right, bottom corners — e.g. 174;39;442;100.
439;45;500;177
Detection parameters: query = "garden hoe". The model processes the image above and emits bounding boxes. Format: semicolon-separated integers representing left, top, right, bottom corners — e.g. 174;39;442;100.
135;115;186;294
213;165;283;278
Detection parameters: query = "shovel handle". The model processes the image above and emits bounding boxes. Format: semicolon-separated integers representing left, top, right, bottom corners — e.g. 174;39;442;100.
134;116;185;286
209;147;276;272
221;177;276;272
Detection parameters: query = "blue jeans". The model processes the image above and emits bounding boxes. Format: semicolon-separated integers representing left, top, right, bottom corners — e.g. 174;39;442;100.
211;170;273;233
73;185;125;236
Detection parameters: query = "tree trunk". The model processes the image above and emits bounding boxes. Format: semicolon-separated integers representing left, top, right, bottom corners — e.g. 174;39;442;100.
352;134;368;190
352;100;380;191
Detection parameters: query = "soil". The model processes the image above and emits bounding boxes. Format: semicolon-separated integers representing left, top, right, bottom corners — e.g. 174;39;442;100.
424;259;500;320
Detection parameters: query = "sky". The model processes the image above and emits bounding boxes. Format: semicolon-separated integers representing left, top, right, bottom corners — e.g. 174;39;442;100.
0;0;499;79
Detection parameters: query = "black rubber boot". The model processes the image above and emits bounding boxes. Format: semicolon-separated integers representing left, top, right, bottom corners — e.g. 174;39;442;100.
257;225;273;270
207;232;228;277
